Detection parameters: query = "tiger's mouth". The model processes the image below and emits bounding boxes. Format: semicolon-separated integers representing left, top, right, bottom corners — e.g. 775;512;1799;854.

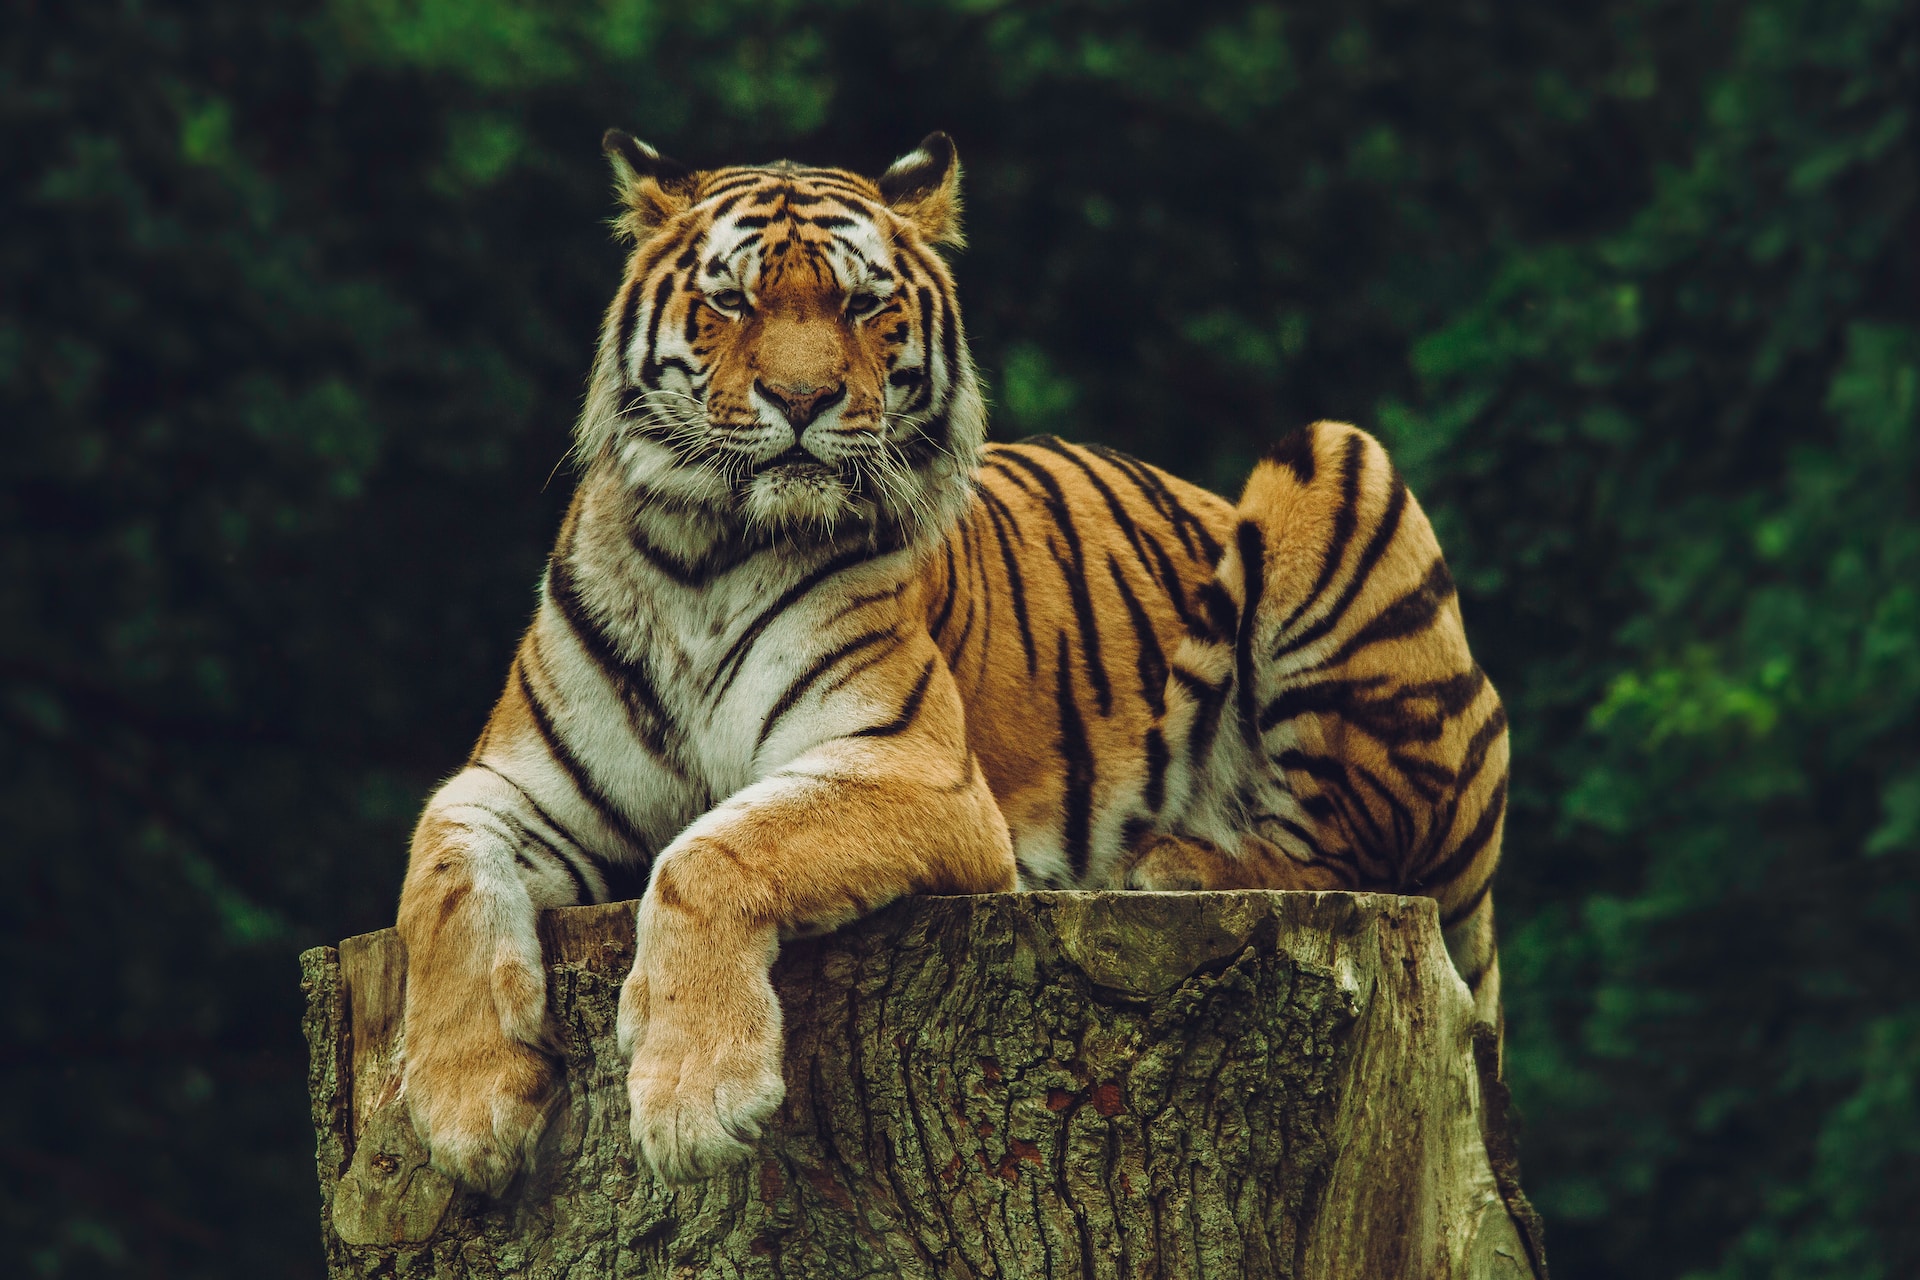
752;445;837;477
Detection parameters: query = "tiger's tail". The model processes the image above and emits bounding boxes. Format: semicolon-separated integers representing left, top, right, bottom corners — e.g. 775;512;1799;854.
1162;421;1508;1024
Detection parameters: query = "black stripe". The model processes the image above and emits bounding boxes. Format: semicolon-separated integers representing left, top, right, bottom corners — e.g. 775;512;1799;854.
1274;749;1352;789
1416;771;1508;895
827;233;884;280
965;510;994;682
1451;704;1510;801
1265;760;1357;854
1138;523;1202;634
916;287;937;409
1233;520;1266;746
637;274;677;384
1391;749;1459;804
513;657;654;859
1258;812;1330;863
1259;667;1484;747
1275;749;1383;869
1440;872;1496;930
1196;580;1236;643
485;805;596;905
936;742;981;795
1054;632;1096;878
654;355;699;383
1408;702;1510;871
823;634;904;697
1259;677;1367;735
897;409;948;466
780;189;853;207
794;176;879;202
821;581;906;628
1428;702;1497;840
707;545;875;703
704;188;756;223
928;539;961;640
475;768;647;900
936;281;960;407
757;627;899;750
1264;424;1317;483
615;279;645;381
948;583;978;670
1029;438;1163;585
1272;432;1364;640
1273;464;1411;663
1106;554;1167;715
698;174;771;200
1320;557;1457;669
985;452;1039;495
989;450;1113;716
545;551;681;766
626;520;766;588
1083;443;1223;563
1143;727;1169;812
976;485;1039;676
614;228;694;377
468;761;587;856
618;384;652;420
1349;758;1420;856
1172;665;1229;764
849;658;937;738
947;511;981;670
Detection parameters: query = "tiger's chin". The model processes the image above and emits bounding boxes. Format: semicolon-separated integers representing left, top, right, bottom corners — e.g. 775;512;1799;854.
740;466;875;540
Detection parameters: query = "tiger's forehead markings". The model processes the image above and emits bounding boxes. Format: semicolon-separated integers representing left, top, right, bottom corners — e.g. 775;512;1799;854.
694;179;897;295
694;165;883;206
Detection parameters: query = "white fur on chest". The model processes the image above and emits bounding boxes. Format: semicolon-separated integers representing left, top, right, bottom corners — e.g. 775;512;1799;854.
542;480;917;861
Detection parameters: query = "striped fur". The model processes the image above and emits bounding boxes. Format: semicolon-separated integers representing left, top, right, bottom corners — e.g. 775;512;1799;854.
396;134;1509;1193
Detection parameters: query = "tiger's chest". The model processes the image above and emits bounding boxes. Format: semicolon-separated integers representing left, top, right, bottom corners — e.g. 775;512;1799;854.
547;442;1234;890
546;492;934;851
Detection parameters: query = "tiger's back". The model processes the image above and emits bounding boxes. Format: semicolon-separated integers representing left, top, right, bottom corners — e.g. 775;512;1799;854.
929;428;1508;1022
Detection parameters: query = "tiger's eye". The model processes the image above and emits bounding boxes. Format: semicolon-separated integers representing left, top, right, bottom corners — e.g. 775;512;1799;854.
847;291;881;317
709;289;748;313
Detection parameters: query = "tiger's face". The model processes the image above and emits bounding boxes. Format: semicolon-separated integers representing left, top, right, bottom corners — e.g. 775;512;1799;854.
580;133;984;548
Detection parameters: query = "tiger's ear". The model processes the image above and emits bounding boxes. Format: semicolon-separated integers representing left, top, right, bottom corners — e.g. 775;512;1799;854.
602;129;696;243
878;132;963;248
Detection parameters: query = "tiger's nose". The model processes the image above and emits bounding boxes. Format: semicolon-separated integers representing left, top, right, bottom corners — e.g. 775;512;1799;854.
754;379;846;430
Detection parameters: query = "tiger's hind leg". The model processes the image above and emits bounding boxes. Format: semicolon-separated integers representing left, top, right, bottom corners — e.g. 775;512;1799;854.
1123;830;1347;892
1159;421;1509;1015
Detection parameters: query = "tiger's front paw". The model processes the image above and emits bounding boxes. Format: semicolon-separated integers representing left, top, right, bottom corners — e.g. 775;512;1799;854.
624;976;785;1183
401;958;559;1197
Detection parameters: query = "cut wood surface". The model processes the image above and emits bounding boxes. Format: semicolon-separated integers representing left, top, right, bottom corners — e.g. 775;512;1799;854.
300;891;1546;1279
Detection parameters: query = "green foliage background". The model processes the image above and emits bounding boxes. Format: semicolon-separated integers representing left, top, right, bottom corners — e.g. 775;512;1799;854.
3;0;1914;1275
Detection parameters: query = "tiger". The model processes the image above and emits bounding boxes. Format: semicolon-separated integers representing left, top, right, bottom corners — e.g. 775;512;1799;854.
395;130;1510;1192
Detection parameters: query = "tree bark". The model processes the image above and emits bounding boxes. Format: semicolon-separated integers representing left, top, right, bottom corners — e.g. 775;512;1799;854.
300;891;1547;1279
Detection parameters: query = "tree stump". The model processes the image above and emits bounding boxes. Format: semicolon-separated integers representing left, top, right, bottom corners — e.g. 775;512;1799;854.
300;891;1546;1278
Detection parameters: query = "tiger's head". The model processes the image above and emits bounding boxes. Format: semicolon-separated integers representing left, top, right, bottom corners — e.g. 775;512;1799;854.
576;131;985;550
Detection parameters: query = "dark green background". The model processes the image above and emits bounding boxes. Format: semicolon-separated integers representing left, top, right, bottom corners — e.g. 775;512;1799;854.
4;0;1915;1275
